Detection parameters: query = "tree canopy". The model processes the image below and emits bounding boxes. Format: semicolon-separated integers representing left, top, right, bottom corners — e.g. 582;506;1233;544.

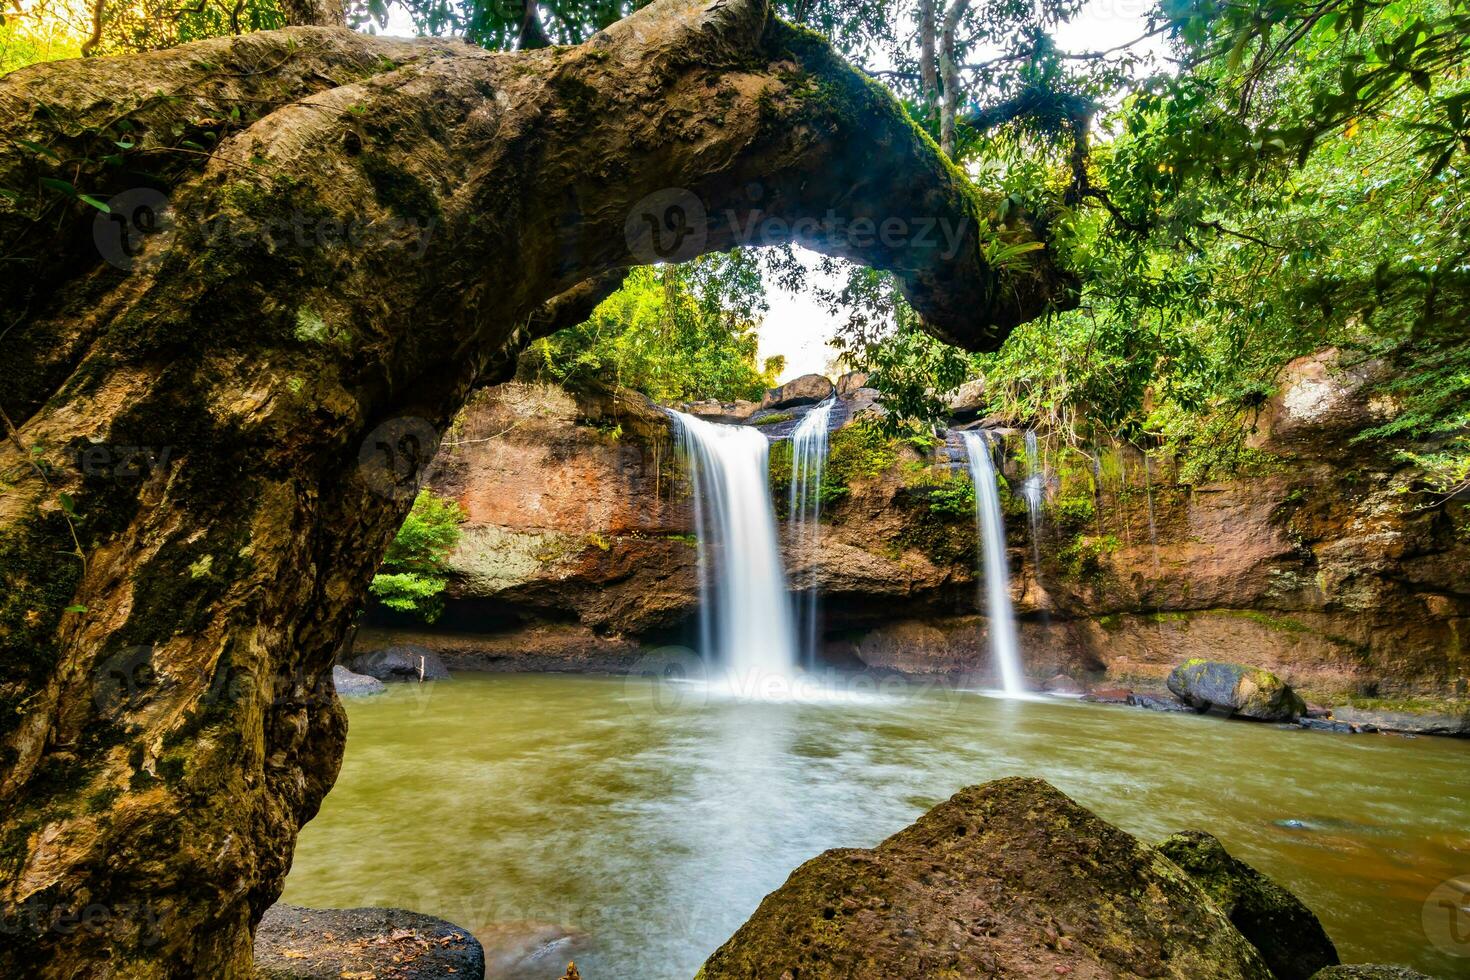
5;0;1465;498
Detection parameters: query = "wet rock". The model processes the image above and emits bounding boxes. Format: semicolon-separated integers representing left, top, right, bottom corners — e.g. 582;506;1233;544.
1167;660;1306;721
330;665;384;698
1328;705;1470;737
1310;968;1435;980
1298;717;1360;734
1082;687;1133;704
759;373;835;410
699;777;1272;980
1042;673;1084;694
1130;691;1190;712
347;644;451;682
254;904;484;979
1157;830;1339;980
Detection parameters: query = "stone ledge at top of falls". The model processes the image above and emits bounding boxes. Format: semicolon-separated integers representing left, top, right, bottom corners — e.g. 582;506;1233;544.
697;777;1285;980
758;373;837;411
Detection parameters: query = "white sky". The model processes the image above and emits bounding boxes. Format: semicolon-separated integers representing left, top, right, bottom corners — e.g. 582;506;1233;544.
375;0;1164;382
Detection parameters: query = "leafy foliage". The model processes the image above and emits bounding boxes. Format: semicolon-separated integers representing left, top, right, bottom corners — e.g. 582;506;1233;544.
525;252;785;403
368;489;465;622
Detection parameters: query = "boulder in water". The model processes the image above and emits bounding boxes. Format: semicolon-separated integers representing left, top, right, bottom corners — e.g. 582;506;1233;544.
1167;659;1305;721
254;904;484;979
1157;830;1339;980
1328;704;1470;737
331;664;385;698
698;777;1272;979
759;373;834;410
347;643;451;682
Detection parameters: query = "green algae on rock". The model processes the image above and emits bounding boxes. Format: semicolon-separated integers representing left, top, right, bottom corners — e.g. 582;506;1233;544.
698;776;1274;980
1168;659;1307;722
1158;830;1339;980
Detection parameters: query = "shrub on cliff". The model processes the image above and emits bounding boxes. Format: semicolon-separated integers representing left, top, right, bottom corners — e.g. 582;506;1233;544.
369;490;466;623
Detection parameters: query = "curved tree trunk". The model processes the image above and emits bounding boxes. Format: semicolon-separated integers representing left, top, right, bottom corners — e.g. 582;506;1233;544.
0;2;1075;975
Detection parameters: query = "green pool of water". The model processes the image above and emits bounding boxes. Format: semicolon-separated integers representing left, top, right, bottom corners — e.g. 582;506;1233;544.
282;673;1470;978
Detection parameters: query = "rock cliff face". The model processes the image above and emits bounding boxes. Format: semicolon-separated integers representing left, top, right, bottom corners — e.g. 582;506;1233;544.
385;354;1468;700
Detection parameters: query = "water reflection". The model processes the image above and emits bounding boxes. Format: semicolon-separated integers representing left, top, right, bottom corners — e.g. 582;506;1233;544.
284;674;1470;978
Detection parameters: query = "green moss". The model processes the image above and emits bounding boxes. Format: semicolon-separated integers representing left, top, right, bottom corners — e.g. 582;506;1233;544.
751;412;795;427
826;422;899;486
893;483;977;566
1056;534;1118;580
1225;609;1314;634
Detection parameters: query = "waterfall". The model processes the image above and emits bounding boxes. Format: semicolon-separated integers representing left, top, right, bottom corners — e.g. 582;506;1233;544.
1021;430;1045;567
960;431;1024;695
671;410;798;690
787;398;836;669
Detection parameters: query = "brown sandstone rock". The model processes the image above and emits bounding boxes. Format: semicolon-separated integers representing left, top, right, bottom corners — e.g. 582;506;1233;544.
698;777;1273;980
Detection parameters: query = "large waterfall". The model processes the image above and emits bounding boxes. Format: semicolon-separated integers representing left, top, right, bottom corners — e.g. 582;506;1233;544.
960;431;1025;695
787;398;836;668
671;410;799;691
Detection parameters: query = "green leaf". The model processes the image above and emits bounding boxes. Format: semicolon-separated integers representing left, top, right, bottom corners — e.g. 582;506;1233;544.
78;195;111;213
39;177;77;197
16;139;59;160
63;604;88;614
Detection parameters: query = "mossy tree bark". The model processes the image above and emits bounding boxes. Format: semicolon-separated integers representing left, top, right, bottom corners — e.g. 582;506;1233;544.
0;1;1074;975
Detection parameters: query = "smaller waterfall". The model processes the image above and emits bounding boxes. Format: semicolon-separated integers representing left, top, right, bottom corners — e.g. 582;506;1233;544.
1021;430;1045;567
960;431;1024;695
671;410;798;690
787;398;836;668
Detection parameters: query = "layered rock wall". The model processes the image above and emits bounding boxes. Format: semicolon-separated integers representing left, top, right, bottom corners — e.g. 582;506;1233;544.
385;356;1468;699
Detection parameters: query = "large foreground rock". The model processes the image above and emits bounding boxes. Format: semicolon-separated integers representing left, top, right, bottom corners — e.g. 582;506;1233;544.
347;643;452;681
698;777;1273;979
1167;659;1306;721
254;904;485;979
1158;830;1338;980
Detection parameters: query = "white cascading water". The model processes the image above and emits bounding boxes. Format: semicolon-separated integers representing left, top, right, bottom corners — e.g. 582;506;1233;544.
671;410;799;691
1021;430;1045;567
959;431;1024;695
787;398;836;668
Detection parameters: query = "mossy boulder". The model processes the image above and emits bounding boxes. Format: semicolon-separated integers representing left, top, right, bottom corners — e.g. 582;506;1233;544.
1157;830;1338;980
698;777;1273;980
1167;659;1306;721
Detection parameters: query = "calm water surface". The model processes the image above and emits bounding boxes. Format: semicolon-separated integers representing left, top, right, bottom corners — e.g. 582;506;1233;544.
282;673;1470;978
